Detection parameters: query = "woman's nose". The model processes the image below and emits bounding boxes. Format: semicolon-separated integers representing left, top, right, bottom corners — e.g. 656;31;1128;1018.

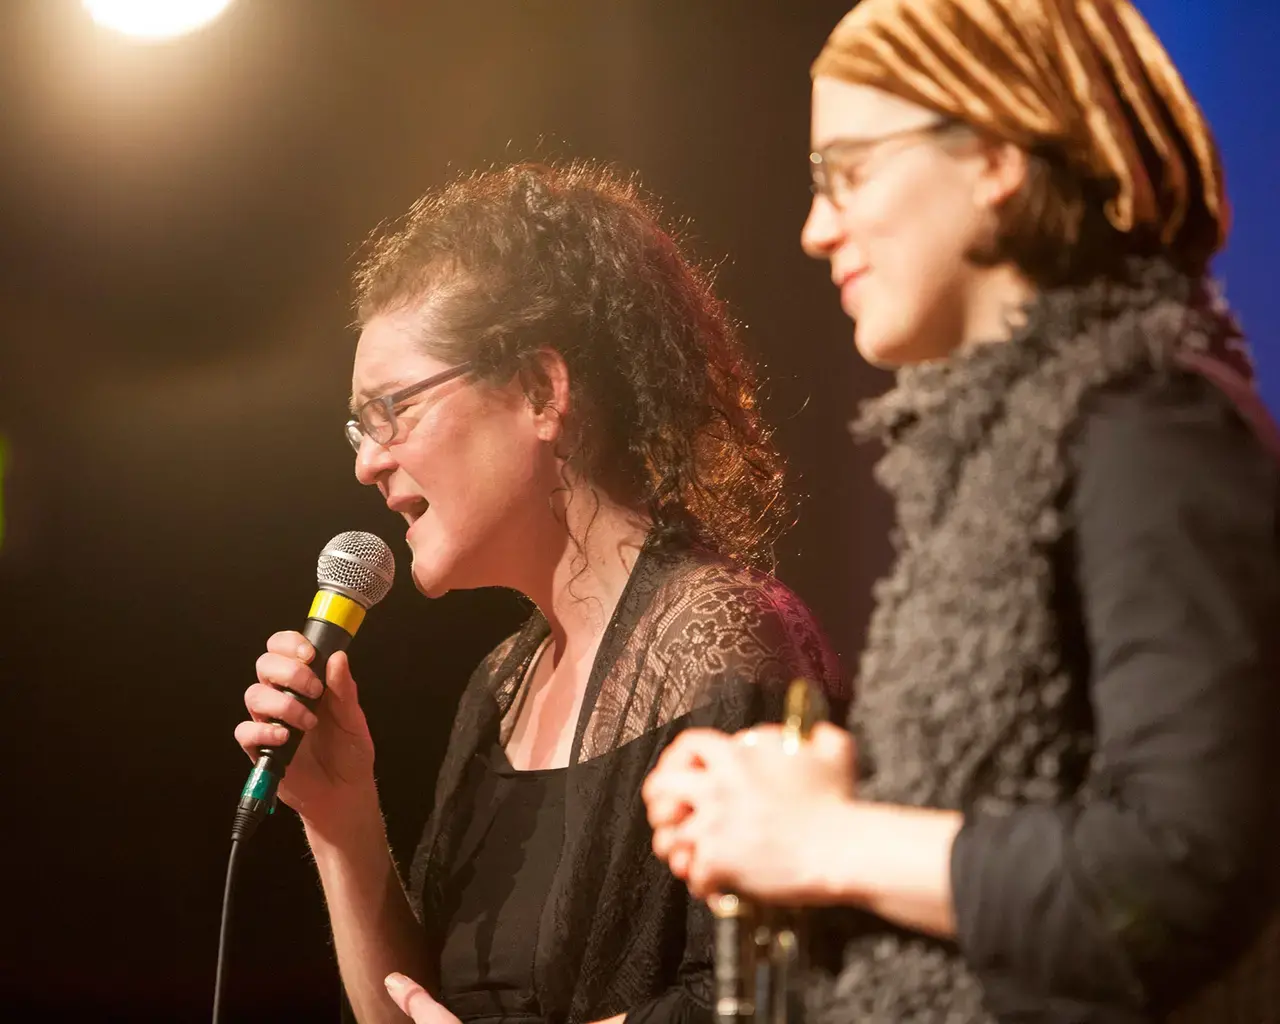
353;434;395;486
801;193;844;259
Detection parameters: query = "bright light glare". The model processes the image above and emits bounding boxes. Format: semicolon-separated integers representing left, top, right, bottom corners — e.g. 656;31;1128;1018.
83;0;236;41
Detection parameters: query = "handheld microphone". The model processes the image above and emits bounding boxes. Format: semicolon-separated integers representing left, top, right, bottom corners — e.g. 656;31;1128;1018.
230;530;395;842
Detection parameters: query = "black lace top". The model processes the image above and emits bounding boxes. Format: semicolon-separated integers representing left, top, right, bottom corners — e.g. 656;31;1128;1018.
410;541;846;1024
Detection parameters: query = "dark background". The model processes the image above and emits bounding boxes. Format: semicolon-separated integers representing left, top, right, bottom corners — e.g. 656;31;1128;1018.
0;2;885;1020
5;3;1270;1021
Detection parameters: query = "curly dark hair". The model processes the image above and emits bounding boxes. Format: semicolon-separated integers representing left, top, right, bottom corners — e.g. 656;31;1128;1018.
352;161;789;569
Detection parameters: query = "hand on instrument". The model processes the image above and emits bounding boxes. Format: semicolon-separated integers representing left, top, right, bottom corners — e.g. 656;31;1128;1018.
385;973;463;1024
233;630;377;831
642;723;856;903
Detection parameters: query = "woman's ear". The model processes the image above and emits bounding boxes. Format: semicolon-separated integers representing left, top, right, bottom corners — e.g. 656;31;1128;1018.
520;348;572;442
975;140;1029;210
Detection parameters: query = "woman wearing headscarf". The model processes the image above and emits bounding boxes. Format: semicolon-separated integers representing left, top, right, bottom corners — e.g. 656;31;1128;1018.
642;2;1280;1020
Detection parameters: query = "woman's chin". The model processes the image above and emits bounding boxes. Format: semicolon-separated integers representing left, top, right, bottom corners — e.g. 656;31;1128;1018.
408;545;456;599
854;325;906;368
854;320;939;369
409;542;492;599
411;572;453;599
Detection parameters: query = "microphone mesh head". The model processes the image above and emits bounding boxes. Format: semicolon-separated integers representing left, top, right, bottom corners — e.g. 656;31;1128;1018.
316;531;395;608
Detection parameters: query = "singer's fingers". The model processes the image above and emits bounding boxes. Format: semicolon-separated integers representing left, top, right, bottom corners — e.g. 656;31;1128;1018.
244;682;320;732
266;630;315;663
255;651;324;700
234;719;291;760
384;972;453;1024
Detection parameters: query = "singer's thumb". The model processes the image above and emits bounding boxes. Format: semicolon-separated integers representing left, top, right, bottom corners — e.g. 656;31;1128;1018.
325;650;360;706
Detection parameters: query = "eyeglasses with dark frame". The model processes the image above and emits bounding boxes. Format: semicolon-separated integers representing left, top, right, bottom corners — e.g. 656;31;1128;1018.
345;362;473;452
809;119;955;210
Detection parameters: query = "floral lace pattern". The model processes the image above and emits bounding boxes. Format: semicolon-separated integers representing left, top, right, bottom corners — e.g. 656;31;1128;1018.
409;541;845;1024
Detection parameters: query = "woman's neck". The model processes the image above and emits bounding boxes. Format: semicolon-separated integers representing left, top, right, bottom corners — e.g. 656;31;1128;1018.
498;493;651;772
521;493;651;662
958;263;1037;349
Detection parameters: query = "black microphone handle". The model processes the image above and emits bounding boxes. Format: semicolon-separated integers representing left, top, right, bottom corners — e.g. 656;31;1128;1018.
260;614;355;770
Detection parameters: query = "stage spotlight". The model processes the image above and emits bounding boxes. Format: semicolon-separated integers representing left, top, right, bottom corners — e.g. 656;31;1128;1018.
83;0;236;42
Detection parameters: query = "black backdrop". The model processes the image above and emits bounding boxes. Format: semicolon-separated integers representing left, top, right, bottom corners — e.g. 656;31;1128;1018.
0;2;894;1019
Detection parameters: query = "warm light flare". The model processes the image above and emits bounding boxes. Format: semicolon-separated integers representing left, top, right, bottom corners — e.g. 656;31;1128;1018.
83;0;236;42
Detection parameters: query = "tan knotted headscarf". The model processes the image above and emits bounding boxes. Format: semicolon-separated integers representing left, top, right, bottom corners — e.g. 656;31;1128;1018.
812;0;1227;267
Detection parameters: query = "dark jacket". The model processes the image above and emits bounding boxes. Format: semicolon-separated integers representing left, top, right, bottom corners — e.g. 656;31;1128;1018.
814;261;1280;1023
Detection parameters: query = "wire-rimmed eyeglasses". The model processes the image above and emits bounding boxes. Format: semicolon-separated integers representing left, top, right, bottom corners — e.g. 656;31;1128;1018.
809;119;954;210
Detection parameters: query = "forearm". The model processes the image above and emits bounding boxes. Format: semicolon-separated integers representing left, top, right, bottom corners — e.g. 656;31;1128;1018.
810;799;961;939
304;788;434;1024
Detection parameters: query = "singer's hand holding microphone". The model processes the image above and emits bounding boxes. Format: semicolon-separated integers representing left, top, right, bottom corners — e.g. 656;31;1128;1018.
235;631;374;828
231;530;395;841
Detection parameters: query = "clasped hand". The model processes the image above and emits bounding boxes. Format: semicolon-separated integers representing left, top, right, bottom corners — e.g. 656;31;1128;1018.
641;722;857;902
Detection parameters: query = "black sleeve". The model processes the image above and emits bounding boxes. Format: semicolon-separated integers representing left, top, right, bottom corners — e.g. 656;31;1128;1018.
950;374;1280;1008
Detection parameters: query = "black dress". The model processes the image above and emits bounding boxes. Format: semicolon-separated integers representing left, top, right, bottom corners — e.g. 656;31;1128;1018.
440;731;707;1024
438;740;570;1024
411;543;846;1024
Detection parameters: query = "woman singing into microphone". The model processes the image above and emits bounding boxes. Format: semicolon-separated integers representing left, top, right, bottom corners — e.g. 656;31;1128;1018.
644;2;1280;1020
232;162;844;1024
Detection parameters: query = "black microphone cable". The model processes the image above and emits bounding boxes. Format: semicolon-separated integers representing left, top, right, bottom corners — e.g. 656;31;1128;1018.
211;531;394;1024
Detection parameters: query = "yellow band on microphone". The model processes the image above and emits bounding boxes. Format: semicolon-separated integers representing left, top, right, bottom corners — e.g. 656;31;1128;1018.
308;590;366;635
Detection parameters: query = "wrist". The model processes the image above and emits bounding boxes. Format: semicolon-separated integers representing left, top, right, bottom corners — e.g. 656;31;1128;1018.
819;800;963;933
798;797;865;904
300;779;385;853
